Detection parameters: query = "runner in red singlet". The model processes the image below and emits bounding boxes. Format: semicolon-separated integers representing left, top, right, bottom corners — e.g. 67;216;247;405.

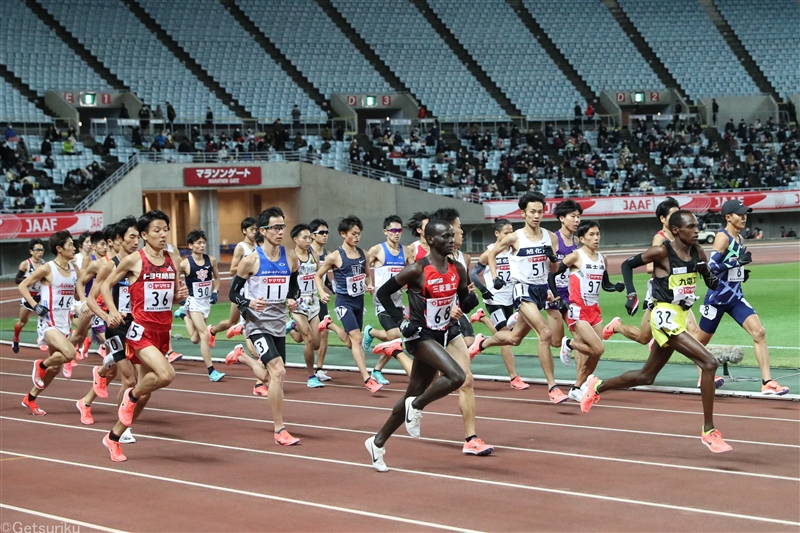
99;210;187;462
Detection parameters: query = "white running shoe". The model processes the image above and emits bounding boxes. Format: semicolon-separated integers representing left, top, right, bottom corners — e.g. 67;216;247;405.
404;396;422;438
315;369;332;382
365;436;388;472
568;383;587;403
506;312;520;331
119;427;136;444
560;337;573;366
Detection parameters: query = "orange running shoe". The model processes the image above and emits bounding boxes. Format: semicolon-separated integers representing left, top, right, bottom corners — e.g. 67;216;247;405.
225;344;245;365
602;317;621;341
62;360;74;379
469;309;485;324
761;380;789;395
22;395;46;416
510;375;530;390
274;428;300;446
372;340;402;357
32;359;47;389
253;383;268;397
701;427;733;453
548;386;568;404
39;343;49;352
365;377;383;394
92;366;108;399
468;334;486;360
226;323;244;339
103;434;127;462
207;325;216;347
76;398;94;425
697;376;726;389
580;375;601;413
462;437;494;456
98;344;107;358
118;387;137;427
167;350;183;363
317;315;332;333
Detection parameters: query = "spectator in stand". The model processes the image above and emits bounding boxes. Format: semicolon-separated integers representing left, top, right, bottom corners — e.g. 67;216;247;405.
132;127;144;148
153;104;164;120
585;103;595;119
293;133;307;149
45;124;59;141
574;102;581;120
205;107;214;130
21;176;34;198
787;228;797;238
40;137;52;157
119;103;130;119
166;102;176;127
321;127;333;142
4;124;18;142
154;130;166;149
62;137;75;155
138;104;150;130
292;105;301;131
16;138;29;162
23;191;36;210
712;99;719;125
393;131;404;147
103;133;116;154
44;154;55;170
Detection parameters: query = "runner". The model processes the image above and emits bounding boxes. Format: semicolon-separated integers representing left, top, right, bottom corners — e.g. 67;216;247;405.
99;210;188;462
225;206;301;445
19;231;82;416
71;231;94;269
70;229;111;372
12;238;45;353
407;211;430;261
547;220;625;399
308;218;333;382
581;210;732;453
696;200;789;395
365;215;491;472
362;215;414;384
468;192;568;403
175;229;225;382
469;218;529;389
315;215;383;393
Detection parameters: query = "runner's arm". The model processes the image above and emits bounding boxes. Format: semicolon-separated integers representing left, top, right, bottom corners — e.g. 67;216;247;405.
455;262;479;314
19;264;50;310
487;233;515;282
708;232;743;273
469;261;493;300
14;260;27;285
210;256;221;303
601;270;625;292
86;260;114;321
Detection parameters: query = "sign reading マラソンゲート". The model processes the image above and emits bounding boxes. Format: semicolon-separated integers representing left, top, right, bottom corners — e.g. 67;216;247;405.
184;167;262;186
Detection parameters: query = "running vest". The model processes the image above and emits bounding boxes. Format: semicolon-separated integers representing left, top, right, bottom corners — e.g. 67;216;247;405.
245;246;291;336
704;229;745;307
412;240;428;261
554;231;578;290
568;249;606;307
408;257;459;331
186;254;213;299
111;256;132;315
333;246;367;297
510;228;552;285
483;243;513;306
39;261;77;334
651;242;700;310
374;242;405;312
297;250;317;296
129;249;176;332
24;257;45;296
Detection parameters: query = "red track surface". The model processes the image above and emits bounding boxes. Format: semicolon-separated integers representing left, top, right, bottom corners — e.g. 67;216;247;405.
1;345;798;532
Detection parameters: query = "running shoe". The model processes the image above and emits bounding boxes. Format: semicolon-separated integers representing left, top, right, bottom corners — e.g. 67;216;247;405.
209;369;225;382
404;396;422;438
362;325;374;352
253;383;268;397
315;369;331;382
602;317;620;341
761;380;789;395
506;312;519;330
102;353;116;369
317;315;332;333
76;398;94;425
285;319;296;334
92;365;108;399
39;343;49;352
98;344;107;358
207;325;216;348
371;369;390;385
225;344;245;365
102;434;127;462
372;340;402;357
468;334;486;360
701;427;733;453
365;377;383;394
22;395;45;416
469;309;485;324
307;376;325;388
12;340;20;353
696;376;726;389
548;386;568;404
78;337;91;360
648;338;655;351
274;428;300;446
32;359;46;389
118;387;137;427
568;384;587;403
462;438;494;456
559;337;572;366
509;375;530;390
580;375;601;413
365;436;388;472
166;350;183;363
62;360;74;379
173;307;186;320
226;323;244;339
120;428;136;444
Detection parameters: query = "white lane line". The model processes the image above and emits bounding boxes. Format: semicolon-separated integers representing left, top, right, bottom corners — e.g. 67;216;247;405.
0;446;482;533
1;371;797;449
2;419;798;528
4;390;795;483
0;503;129;533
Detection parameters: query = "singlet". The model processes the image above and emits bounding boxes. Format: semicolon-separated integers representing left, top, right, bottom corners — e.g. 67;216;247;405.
84;253;98;297
453;250;468;269
111;256;132;317
23;257;45;296
297;250;318;296
412;240;428;262
129;249;176;332
374;242;405;313
333;246;367;298
186;254;213;300
651;242;699;310
655;230;671;244
315;246;333;291
509;228;552;285
554;231;578;290
245;246;291;336
239;240;256;258
704;229;745;307
39;261;77;335
407;257;459;331
483;243;513;306
568;249;606;307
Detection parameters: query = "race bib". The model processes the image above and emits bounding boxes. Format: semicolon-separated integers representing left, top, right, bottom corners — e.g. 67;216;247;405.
118;286;132;314
54;294;73;311
728;267;744;282
264;276;289;303
653;308;679;330
144;281;174;312
126;321;145;341
426;295;455;330
299;273;316;294
193;281;212;298
105;334;125;356
568;304;580;321
253;336;270;357
346;273;366;297
489;308;507;326
700;304;717;320
91;315;105;328
513;283;526;302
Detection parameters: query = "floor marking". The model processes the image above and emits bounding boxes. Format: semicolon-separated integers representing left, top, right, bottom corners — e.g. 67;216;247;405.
0;503;129;533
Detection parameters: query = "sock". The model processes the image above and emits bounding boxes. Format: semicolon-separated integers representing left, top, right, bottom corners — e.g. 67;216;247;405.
565;339;573;350
13;323;22;341
255;382;263;387
128;390;139;403
465;435;477;443
570;385;579;391
390;349;403;358
365;378;371;384
702;426;715;435
85;401;91;407
27;393;36;402
207;366;214;375
39;362;47;370
549;385;558;392
762;379;771;385
108;431;121;442
478;339;485;351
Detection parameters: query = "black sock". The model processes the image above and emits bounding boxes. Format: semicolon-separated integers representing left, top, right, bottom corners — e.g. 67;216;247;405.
570;385;579;391
39;362;47;370
207;366;214;375
85;401;91;407
255;381;262;387
108;431;121;442
479;339;485;351
390;349;403;358
128;390;138;403
549;384;558;392
566;339;573;350
465;435;477;443
762;379;772;385
27;393;36;402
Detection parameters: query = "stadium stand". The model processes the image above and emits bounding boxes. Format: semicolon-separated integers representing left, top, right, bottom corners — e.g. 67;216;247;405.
0;80;50;122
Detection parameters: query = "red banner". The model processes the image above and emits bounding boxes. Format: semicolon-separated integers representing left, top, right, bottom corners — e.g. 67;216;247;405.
0;212;103;240
183;167;262;187
484;191;800;220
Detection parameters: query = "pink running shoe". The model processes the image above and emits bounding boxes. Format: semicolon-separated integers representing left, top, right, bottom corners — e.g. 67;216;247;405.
118;387;137;427
22;395;46;416
602;317;621;341
372;340;402;357
580;375;601;413
166;350;183;363
225;344;245;365
207;325;216;347
62;360;74;379
462;438;494;456
76;398;94;425
701;428;733;453
510;375;530;390
317;315;332;333
274;428;300;446
226;323;244;339
92;366;108;399
103;434;127;462
365;377;383;394
548;386;568;404
469;309;485;324
468;334;486;360
32;360;47;389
